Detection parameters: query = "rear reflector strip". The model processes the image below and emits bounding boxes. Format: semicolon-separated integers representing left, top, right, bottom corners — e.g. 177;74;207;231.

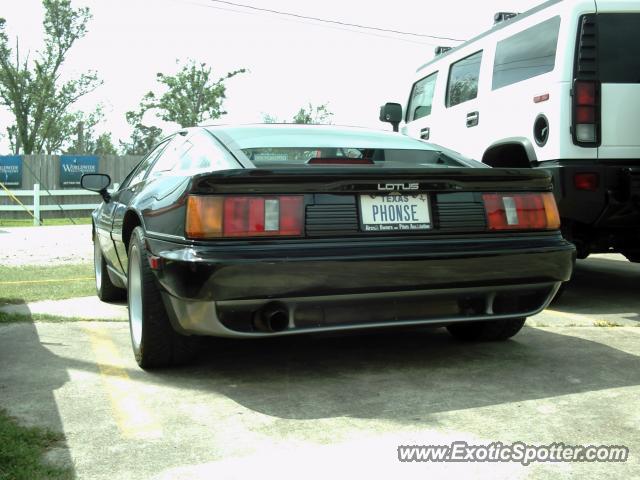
533;93;550;103
574;173;599;191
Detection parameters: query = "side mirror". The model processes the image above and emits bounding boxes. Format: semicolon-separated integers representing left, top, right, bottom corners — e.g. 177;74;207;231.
81;173;112;202
379;102;403;132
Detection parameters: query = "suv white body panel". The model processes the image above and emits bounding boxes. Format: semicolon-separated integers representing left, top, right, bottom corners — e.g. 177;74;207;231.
398;0;640;258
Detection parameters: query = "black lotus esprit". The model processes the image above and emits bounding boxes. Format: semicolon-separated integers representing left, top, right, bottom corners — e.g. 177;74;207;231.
82;125;574;369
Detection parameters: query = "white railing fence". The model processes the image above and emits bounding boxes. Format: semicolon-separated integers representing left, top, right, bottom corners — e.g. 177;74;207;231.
0;183;119;225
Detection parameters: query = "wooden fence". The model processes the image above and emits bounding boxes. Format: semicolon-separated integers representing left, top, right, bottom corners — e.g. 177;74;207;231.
0;155;141;220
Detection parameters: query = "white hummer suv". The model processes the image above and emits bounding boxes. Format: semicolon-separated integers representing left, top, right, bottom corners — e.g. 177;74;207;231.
381;0;640;261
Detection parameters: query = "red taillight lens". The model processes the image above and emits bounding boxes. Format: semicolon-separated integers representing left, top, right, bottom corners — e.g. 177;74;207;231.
573;80;599;144
574;172;599;191
223;197;264;236
186;195;303;239
576;106;595;123
483;193;560;231
278;196;304;235
576;81;596;105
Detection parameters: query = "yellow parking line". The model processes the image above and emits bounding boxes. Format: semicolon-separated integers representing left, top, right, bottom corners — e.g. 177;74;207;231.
0;277;93;285
84;325;162;439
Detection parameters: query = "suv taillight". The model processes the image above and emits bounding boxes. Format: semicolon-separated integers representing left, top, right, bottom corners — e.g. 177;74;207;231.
572;14;600;146
186;195;304;239
573;80;600;145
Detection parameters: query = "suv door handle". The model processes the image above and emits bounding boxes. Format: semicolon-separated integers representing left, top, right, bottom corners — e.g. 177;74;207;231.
420;127;430;140
466;111;479;128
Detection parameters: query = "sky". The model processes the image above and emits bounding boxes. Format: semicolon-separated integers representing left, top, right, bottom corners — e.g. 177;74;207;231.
0;0;542;152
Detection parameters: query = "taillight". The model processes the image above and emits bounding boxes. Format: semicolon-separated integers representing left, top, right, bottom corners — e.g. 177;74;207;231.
572;15;599;146
186;195;304;239
482;193;560;231
573;81;599;145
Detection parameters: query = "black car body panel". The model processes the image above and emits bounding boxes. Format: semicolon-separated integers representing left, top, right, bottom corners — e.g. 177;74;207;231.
87;125;575;338
148;234;572;302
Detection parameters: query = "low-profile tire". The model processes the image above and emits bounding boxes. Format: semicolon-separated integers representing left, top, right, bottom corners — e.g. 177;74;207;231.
94;233;126;302
447;318;526;342
127;226;199;369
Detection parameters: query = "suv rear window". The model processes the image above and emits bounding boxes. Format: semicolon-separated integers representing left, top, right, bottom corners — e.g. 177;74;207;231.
446;51;482;107
492;16;560;90
598;14;640;83
407;72;438;122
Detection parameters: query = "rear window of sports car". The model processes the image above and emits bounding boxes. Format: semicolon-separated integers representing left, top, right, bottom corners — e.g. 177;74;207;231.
208;126;480;168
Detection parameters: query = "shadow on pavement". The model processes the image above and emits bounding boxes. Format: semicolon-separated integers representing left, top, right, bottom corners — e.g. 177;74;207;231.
146;325;640;422
554;257;640;321
0;303;76;477
4;314;639;427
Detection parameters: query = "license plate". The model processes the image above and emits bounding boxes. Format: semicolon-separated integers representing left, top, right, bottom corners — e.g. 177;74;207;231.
359;194;431;232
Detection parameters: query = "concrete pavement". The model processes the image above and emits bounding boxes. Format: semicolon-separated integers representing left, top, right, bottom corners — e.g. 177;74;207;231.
1;321;638;479
0;253;639;479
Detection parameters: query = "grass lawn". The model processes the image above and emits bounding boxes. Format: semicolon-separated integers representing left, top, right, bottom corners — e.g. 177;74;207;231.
0;217;92;227
0;264;95;305
0;409;72;480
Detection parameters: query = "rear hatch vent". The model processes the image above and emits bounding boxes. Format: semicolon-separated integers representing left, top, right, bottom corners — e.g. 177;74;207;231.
575;14;598;80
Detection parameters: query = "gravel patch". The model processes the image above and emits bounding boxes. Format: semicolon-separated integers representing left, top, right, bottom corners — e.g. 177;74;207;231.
0;225;93;266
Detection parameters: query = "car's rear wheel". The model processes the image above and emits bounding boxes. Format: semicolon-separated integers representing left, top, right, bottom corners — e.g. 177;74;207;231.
94;233;125;302
128;226;199;369
446;317;526;341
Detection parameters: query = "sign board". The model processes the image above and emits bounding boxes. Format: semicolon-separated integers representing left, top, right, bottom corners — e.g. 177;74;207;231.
0;155;23;187
60;155;99;187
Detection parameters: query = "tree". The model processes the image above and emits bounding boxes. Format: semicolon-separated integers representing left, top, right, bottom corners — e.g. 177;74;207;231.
292;103;333;124
0;1;102;154
46;106;104;154
140;59;246;128
119;108;164;155
92;132;118;155
262;113;279;124
262;103;334;125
